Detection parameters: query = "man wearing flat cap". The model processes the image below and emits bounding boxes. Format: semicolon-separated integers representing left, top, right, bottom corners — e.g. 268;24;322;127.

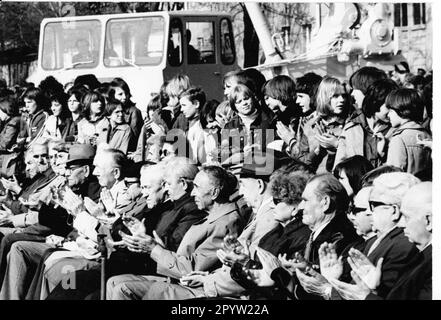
0;144;101;299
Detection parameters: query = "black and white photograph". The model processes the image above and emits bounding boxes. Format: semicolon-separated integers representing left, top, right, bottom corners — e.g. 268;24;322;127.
0;0;436;309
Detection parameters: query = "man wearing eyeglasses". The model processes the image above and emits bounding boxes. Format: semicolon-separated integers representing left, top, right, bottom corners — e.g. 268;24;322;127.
361;172;420;298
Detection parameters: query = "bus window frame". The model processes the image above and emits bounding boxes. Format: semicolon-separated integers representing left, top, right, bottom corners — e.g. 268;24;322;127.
103;15;166;68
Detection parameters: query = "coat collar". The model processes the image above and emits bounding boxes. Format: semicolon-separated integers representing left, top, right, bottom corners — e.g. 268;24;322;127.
392;121;425;136
207;202;238;224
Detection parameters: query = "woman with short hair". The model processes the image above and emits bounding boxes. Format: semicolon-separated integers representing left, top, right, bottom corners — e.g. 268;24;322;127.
385;88;432;174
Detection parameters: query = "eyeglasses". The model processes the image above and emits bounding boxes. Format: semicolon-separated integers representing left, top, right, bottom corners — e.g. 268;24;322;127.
160;149;171;157
33;153;48;159
368;201;394;212
349;205;367;215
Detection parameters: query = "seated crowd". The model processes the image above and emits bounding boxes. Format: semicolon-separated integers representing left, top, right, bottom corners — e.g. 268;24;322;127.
0;65;432;300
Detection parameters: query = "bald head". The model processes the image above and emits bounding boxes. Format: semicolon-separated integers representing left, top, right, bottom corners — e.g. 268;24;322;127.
353;186;372;209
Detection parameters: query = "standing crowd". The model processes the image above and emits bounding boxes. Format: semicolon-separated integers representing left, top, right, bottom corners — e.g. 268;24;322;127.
0;62;432;300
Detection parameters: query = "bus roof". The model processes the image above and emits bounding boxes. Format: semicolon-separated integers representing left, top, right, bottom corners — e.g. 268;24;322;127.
40;10;230;23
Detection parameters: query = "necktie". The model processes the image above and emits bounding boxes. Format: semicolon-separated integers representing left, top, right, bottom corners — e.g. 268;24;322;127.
304;232;314;262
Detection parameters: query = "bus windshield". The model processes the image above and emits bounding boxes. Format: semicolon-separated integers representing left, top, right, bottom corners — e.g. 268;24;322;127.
42;20;101;71
104;16;165;67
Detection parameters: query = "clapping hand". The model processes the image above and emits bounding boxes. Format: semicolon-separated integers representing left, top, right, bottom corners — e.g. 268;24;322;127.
278;252;309;275
244;248;281;287
122;216;147;237
318;242;343;281
180;271;209;288
0;204;12;227
328;270;371;300
315;121;338;150
217;240;250;267
315;133;338;150
295;267;332;298
119;230;156;254
1;175;21;195
100;190;115;214
144;119;165;135
56;188;85;217
347;248;383;290
276;121;296;145
83;197;104;217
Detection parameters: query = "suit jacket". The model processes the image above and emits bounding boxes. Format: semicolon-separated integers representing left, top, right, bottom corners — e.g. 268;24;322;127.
150;202;241;279
238;197;278;257
229;213;312;299
196;198;279;298
8;168;56;216
363;226;420;298
271;213;362;300
106;198;203;277
37;177;101;237
367;245;432;300
258;213;311;259
154;193;207;252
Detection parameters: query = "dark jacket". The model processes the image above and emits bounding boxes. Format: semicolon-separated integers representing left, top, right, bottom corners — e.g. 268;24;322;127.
0;116;21;151
258;213;311;258
62;117;81;142
363;226;420;298
8;168;56;215
24;109;48;141
124;104;143;152
221;109;273;158
271;213;362;300
231;213;311;299
366;245;432;300
37;177;101;237
155;193;207;252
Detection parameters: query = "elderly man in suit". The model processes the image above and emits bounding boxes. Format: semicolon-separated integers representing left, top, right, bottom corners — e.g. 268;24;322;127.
247;173;361;300
329;181;431;300
106;165;242;300
140;153;284;300
290;172;421;300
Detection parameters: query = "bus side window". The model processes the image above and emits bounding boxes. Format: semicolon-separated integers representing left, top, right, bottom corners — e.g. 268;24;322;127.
220;18;235;65
168;18;183;66
186;22;215;64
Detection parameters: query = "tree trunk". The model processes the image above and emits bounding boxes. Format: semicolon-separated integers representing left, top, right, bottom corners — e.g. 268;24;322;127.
243;4;260;68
